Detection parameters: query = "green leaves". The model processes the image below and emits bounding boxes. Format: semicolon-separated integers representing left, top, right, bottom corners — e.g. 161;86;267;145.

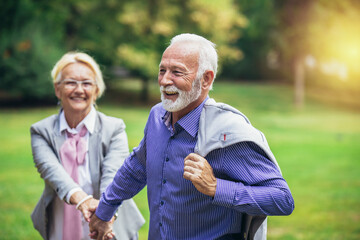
1;0;247;101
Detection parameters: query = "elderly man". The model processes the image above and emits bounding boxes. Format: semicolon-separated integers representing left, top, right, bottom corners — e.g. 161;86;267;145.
89;33;294;240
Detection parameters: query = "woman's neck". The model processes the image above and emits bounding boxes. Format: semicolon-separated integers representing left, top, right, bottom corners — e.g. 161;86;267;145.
64;109;89;128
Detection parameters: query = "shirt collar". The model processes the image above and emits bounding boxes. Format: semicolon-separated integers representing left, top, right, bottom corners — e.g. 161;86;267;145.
162;96;209;138
59;105;96;135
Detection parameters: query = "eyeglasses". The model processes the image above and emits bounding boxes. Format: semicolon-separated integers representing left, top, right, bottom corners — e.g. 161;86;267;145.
59;79;96;90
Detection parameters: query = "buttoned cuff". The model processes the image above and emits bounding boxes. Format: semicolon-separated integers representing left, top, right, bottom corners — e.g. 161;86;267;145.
213;178;242;208
95;199;120;222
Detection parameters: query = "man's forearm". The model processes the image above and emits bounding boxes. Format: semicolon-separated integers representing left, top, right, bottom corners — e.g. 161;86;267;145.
212;178;294;216
95;152;147;221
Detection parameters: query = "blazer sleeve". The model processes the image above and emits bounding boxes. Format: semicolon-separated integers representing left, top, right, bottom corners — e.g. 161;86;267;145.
99;116;130;194
30;118;79;201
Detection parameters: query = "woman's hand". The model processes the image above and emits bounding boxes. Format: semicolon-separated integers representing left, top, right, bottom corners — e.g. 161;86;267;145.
78;197;99;222
70;191;99;222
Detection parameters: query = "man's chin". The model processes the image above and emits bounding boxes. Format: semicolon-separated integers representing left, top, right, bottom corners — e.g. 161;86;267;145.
162;99;185;112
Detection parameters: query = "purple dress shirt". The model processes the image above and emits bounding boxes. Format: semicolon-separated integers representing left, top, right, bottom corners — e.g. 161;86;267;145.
96;98;294;239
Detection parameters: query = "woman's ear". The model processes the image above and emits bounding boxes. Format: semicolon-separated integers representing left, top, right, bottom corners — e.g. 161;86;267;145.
201;70;214;90
54;83;61;100
93;87;99;102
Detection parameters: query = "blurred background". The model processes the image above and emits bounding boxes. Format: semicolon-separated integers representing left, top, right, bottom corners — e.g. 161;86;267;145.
0;0;359;239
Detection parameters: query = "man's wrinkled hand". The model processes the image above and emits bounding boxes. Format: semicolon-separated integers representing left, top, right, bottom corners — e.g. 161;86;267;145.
89;213;115;240
183;153;217;197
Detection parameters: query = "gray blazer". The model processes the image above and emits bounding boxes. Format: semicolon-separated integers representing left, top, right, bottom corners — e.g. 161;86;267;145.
30;110;145;240
195;98;281;240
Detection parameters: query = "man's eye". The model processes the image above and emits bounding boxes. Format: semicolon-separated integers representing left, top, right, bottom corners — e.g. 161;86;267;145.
159;69;166;74
83;82;93;87
173;71;182;76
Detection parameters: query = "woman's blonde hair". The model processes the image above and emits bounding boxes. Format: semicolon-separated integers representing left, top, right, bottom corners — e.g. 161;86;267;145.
51;51;106;98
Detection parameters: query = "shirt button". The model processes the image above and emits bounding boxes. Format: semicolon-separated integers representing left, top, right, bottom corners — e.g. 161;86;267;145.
163;179;167;184
159;222;163;227
160;200;164;206
165;157;169;162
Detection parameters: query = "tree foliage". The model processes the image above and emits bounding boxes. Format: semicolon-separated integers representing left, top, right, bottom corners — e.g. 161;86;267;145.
114;0;247;100
3;0;357;104
272;0;360;107
0;1;66;100
223;0;278;80
1;0;246;102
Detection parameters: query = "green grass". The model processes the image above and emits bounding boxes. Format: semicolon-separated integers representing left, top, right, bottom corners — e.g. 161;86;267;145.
0;81;359;239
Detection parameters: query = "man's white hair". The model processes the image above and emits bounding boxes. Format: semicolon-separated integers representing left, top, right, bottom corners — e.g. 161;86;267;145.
169;33;218;89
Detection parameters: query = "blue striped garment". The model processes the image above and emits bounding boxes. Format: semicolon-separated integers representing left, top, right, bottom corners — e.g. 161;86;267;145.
96;98;294;239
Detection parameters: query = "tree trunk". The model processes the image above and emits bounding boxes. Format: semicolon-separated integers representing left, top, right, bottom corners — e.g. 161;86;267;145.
294;57;305;109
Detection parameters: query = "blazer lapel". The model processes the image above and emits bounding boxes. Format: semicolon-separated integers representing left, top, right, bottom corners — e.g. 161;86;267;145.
53;113;65;162
88;112;101;198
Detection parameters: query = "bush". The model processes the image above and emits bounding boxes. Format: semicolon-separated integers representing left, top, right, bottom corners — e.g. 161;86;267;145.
0;22;64;102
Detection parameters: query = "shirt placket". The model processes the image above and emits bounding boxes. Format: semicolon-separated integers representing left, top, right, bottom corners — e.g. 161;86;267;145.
159;130;175;239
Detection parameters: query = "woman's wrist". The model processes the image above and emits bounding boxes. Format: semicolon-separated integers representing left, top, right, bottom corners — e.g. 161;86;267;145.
76;195;93;210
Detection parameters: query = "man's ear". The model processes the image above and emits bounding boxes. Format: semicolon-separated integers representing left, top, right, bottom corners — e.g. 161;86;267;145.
202;70;214;90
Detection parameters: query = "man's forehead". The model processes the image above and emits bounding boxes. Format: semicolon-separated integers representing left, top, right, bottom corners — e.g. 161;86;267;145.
166;41;200;55
160;42;199;66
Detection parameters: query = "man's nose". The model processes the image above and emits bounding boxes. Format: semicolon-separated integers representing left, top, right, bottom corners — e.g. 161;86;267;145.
159;71;173;86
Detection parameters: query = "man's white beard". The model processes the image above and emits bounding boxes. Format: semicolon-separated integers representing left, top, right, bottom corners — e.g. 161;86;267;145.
160;77;201;112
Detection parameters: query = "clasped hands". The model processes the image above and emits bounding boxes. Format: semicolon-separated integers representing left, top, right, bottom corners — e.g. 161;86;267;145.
71;191;115;240
76;153;216;240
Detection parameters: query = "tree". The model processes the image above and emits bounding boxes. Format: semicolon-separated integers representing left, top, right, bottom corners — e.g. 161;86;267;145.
273;0;360;108
0;0;125;102
272;0;314;109
114;0;247;101
1;0;247;102
222;0;278;80
0;0;69;101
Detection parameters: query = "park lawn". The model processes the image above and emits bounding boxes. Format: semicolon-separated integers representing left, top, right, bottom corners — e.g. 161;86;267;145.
0;81;359;239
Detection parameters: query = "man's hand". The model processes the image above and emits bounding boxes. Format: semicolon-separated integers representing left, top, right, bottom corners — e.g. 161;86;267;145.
89;214;115;240
183;153;217;197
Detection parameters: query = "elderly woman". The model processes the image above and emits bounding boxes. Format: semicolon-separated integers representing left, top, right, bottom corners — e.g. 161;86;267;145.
30;52;144;240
